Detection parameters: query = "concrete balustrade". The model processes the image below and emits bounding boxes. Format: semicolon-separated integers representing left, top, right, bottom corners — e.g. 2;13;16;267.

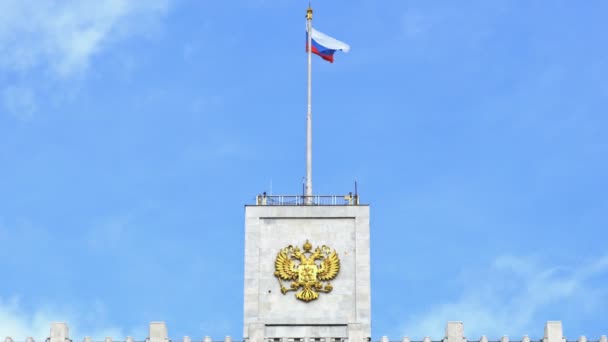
4;320;607;342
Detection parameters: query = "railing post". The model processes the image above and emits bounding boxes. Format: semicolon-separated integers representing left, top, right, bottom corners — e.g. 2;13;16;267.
149;322;169;342
445;322;466;342
50;323;69;342
543;321;564;342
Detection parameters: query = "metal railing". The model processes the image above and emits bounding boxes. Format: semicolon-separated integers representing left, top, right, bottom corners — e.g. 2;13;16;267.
255;194;360;206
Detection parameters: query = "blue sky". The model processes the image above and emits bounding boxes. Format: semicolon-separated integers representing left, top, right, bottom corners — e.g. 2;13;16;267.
1;0;607;340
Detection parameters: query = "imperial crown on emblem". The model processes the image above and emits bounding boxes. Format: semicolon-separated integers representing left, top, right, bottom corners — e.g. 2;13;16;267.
274;240;341;302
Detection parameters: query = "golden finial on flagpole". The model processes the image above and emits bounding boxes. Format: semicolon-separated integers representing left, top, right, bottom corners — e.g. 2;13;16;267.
306;5;313;20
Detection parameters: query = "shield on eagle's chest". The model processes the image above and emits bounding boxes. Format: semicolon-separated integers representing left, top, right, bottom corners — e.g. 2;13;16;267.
297;264;318;283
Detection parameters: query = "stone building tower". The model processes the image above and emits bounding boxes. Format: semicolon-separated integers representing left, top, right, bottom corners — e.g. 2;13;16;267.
243;196;371;342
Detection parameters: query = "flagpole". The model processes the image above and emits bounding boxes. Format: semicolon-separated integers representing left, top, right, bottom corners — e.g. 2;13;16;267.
305;5;313;204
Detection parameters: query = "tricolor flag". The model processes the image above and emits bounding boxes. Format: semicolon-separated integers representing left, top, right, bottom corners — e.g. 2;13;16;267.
306;27;350;63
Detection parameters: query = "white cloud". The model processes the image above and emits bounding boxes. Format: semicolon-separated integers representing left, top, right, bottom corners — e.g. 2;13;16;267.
401;255;608;339
0;297;138;341
0;0;170;121
0;298;49;340
0;0;169;77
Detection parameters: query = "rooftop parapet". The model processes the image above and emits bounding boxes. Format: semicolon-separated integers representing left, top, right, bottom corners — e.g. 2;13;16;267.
6;321;606;342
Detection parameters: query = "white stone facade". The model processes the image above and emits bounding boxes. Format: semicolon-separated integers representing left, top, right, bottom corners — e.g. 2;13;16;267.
243;205;371;342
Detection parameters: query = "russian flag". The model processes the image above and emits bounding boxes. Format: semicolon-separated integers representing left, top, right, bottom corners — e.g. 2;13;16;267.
306;27;350;63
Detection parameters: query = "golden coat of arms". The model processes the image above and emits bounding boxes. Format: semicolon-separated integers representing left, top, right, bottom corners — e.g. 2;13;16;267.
274;240;340;302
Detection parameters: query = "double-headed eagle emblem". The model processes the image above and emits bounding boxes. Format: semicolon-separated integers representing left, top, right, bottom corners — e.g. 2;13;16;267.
274;240;340;302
